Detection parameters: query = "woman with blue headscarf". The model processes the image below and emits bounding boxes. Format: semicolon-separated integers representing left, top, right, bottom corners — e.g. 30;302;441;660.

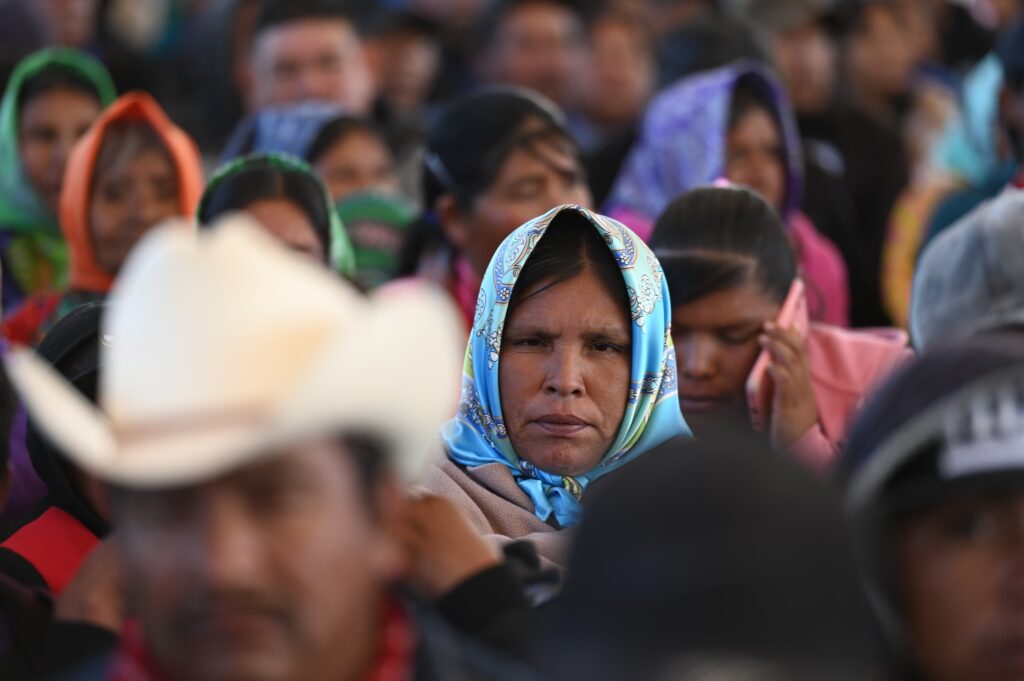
422;204;688;566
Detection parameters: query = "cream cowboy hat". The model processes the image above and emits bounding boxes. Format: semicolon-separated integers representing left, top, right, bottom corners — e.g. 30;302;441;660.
4;216;463;488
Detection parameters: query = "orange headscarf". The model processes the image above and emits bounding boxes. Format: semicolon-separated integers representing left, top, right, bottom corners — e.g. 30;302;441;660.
59;91;203;293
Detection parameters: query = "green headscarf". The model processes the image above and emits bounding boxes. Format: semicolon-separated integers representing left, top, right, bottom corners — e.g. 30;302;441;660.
0;48;116;233
198;153;357;278
0;49;115;306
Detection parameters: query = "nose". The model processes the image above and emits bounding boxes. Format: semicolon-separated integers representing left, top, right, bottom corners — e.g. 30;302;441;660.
190;497;264;590
678;336;717;380
543;344;586;398
135;191;174;230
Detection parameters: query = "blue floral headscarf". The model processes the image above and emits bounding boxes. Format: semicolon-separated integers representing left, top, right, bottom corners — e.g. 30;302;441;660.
441;205;689;527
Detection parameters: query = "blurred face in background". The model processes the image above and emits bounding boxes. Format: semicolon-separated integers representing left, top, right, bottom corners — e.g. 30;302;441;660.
312;129;399;203
726;105;787;212
18;87;101;214
440;120;592;277
482;1;586;111
89;129;180;275
581;13;656;128
367;28;441;116
770;20;837;116
893;491;1024;681
845;3;918;104
248;18;375;115
35;0;98;47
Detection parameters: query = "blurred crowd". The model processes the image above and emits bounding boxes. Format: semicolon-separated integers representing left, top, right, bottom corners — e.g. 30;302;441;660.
0;0;1023;680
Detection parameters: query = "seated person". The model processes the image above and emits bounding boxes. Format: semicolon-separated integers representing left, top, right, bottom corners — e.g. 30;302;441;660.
607;60;850;326
3;92;203;346
840;332;1024;681
651;186;910;468
0;48;115;313
220;104;402;204
197;153;356;276
3;218;526;681
543;435;883;681
423;205;688;567
403;87;592;330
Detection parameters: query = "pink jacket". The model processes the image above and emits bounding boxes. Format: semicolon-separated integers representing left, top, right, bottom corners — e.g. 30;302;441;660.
792;324;913;469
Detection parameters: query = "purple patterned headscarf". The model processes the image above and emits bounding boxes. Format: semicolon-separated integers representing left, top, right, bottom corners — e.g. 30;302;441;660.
605;60;804;222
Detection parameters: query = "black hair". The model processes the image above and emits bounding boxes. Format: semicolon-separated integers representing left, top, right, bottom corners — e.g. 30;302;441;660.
366;9;441;41
254;0;357;37
398;87;580;276
728;73;781;133
508;210;627;317
306;115;389;167
0;366;16;474
998;15;1024;92
17;65;103;114
657;14;770;86
650;187;797;307
476;0;585;54
198;160;333;263
424;86;578;210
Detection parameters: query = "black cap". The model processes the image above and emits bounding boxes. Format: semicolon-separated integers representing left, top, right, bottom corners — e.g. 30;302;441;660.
840;329;1024;518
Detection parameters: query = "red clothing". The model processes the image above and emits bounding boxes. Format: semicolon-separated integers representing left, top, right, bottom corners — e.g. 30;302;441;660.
0;506;99;595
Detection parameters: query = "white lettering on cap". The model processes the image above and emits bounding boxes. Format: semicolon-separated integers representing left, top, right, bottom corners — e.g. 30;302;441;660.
940;383;1024;479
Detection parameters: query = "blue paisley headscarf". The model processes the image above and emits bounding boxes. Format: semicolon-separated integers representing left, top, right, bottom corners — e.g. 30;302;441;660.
441;205;690;527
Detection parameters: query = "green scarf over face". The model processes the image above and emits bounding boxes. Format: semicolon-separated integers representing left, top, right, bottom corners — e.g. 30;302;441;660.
0;49;116;303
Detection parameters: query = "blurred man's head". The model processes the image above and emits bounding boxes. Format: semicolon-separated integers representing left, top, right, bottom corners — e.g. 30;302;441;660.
116;435;405;681
842;334;1024;681
245;0;375;115
5;218;462;681
476;0;586;111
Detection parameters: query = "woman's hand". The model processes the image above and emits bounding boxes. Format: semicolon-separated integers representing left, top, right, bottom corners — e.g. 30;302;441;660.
396;494;502;600
760;322;819;450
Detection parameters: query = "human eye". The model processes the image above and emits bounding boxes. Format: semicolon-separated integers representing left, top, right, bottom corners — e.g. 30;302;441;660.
719;327;761;346
510;336;545;348
940;506;998;543
593;340;626;353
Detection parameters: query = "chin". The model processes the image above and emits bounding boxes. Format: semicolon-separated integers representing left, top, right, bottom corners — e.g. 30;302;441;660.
522;444;602;478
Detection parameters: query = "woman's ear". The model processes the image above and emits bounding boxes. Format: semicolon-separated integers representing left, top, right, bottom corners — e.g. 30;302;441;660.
437;194;471;253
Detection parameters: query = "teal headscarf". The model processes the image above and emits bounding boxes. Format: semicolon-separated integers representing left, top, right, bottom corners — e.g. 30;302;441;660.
198;153;357;278
441;205;689;527
0;48;116;233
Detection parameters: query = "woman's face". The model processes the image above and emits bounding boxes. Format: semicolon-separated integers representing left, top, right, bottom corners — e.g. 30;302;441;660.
313;130;399;203
244;198;325;262
671;280;782;436
499;266;631;478
449;128;592;277
725;107;787;212
90;146;180;274
18;87;101;214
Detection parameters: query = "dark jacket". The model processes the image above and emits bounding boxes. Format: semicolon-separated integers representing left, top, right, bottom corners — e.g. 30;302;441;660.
0;304;108;594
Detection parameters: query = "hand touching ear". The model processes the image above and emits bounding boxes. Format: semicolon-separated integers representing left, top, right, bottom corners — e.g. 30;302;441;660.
396;494;501;600
761;322;818;450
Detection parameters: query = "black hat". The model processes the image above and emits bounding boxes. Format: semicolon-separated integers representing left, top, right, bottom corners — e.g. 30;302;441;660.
840;329;1024;518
